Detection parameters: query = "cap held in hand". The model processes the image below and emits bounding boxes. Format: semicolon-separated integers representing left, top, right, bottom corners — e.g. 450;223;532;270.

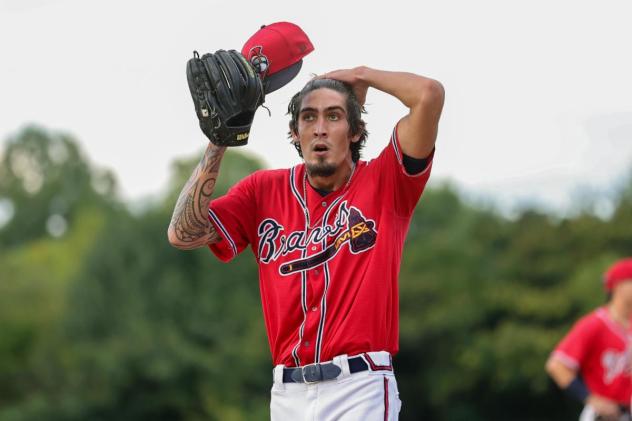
242;22;314;94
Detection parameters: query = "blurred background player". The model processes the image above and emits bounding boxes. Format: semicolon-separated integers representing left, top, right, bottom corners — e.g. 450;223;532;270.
546;258;632;421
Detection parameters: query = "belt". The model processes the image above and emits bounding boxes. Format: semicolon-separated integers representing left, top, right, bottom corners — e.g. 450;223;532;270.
283;356;369;384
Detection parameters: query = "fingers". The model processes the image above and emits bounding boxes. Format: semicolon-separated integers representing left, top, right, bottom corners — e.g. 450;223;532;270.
314;70;339;80
311;68;368;105
315;69;351;81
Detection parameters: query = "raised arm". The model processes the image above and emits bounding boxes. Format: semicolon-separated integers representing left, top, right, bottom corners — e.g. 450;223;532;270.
323;66;444;159
167;143;225;250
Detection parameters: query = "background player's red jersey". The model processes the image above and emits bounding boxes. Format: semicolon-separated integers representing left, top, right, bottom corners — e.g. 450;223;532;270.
552;307;632;404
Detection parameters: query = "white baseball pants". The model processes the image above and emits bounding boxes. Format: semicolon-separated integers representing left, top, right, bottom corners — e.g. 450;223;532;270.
270;351;402;421
579;405;632;421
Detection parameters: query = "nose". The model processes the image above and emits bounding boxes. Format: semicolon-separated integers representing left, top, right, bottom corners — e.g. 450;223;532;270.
313;116;327;138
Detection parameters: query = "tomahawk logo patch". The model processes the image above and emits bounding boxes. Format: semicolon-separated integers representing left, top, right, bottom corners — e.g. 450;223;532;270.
256;202;378;276
247;46;269;79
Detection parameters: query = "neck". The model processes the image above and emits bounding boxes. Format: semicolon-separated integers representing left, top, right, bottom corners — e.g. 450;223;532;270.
306;158;355;192
608;300;632;328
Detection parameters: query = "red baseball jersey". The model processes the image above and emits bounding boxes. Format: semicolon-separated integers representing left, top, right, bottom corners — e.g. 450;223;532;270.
208;125;432;367
551;307;632;404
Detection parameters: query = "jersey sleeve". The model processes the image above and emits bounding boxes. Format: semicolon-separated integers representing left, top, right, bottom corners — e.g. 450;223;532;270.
207;172;258;262
551;314;598;371
370;122;434;217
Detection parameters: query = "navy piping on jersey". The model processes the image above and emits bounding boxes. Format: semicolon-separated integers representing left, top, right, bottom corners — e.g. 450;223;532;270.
290;272;307;367
316;262;331;363
390;127;402;164
208;209;237;257
289;166;310;366
289;166;308;213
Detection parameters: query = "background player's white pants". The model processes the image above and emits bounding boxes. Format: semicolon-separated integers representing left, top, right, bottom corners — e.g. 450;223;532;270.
579;405;631;421
271;352;402;421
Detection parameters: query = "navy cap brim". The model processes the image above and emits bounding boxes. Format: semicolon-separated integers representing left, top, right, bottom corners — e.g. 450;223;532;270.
263;60;303;94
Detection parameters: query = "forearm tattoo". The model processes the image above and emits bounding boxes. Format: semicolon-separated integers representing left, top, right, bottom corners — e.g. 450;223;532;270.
169;145;225;247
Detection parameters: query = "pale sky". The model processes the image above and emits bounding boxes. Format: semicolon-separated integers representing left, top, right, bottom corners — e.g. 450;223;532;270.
1;0;631;216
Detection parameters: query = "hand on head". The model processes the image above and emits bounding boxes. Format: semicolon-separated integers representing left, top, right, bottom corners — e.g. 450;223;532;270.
316;67;369;106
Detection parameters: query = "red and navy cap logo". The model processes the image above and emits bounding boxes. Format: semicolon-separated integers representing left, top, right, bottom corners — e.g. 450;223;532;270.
247;46;269;79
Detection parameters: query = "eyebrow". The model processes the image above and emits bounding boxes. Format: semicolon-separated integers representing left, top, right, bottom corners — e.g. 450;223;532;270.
299;106;347;115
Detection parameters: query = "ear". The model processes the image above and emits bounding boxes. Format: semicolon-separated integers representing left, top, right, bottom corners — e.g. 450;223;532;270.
290;124;299;143
350;121;365;144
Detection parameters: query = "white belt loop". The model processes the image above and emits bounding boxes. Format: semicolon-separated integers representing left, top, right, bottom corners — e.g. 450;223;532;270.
273;364;286;388
332;354;351;379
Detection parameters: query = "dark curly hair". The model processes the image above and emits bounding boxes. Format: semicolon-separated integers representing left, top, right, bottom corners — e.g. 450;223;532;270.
287;79;368;163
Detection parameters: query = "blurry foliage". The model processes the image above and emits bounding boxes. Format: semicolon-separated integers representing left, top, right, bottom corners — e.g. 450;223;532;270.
0;126;118;250
0;125;631;420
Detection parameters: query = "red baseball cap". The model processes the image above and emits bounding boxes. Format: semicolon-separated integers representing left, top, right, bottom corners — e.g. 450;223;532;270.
241;22;314;94
604;258;632;291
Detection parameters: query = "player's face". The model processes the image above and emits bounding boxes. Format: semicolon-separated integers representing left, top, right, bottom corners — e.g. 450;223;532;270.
614;279;632;306
293;88;360;179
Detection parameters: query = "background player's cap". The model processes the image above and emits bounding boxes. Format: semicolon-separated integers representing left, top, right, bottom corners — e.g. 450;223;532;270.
603;257;632;291
241;22;314;94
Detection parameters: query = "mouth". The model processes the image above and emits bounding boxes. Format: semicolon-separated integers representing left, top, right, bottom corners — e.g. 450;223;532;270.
312;142;329;156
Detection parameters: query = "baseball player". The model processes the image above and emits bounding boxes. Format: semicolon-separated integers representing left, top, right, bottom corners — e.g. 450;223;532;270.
169;56;444;418
545;258;632;421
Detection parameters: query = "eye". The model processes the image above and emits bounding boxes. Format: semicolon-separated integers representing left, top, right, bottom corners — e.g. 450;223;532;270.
327;113;340;121
302;113;315;122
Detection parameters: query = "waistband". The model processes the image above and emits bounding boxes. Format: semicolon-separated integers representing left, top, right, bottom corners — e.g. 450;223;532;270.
273;351;393;385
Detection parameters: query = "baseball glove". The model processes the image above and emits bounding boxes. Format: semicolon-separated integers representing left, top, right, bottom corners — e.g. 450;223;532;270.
187;49;264;147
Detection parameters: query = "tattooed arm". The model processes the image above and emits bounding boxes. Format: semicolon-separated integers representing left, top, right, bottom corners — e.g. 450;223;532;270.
168;143;226;250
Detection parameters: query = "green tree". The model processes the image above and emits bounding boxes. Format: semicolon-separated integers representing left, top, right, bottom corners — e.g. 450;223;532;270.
0;126;119;419
0;126;118;249
2;124;632;420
